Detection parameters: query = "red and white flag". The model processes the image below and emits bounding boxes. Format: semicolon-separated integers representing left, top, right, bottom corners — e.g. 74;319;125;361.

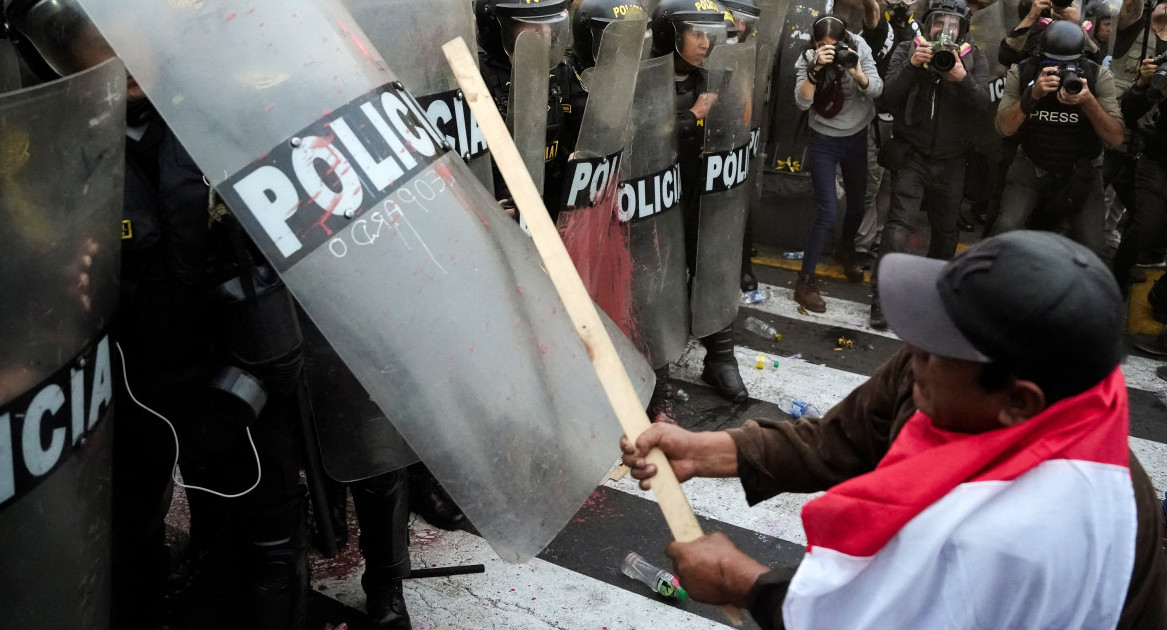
784;368;1137;629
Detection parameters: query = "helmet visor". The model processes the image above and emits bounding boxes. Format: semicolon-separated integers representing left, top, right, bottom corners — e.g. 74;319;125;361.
675;20;727;67
924;12;963;41
499;9;570;64
728;9;759;43
9;0;114;76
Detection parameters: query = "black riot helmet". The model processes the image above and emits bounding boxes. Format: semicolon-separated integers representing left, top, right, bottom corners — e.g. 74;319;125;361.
571;0;648;69
650;0;728;68
4;0;110;77
1039;19;1086;60
475;0;571;65
921;0;972;42
721;0;761;43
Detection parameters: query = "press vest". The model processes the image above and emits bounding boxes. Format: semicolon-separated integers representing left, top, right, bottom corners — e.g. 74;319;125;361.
1017;57;1102;173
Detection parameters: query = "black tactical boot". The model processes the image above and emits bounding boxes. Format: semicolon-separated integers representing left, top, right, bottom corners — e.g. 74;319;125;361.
407;463;466;531
250;520;309;630
700;326;748;403
353;470;412;629
646;366;678;424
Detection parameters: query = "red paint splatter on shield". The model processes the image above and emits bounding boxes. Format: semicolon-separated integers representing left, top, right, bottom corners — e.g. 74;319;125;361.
557;180;635;339
225;12;237;21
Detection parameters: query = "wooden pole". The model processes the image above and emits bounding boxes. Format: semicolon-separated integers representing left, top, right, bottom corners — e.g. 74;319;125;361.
442;37;743;626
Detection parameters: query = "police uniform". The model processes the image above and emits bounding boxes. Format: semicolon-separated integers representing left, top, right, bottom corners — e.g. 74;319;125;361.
991;57;1122;255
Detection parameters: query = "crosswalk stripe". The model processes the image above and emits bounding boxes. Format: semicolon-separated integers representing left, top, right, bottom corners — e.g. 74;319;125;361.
313;519;732;630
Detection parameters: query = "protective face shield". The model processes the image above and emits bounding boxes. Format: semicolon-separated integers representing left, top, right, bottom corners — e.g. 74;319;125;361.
498;8;570;64
674;20;727;67
6;0;112;76
726;9;759;42
924;12;963;41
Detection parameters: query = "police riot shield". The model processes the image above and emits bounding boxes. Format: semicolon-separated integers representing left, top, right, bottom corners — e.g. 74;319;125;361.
0;59;124;630
621;54;690;368
342;0;494;195
557;16;646;336
511;30;552;198
764;0;831;170
969;0;1017;97
77;0;631;562
691;41;757;337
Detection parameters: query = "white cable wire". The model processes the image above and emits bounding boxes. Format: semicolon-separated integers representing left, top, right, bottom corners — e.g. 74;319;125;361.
116;341;262;498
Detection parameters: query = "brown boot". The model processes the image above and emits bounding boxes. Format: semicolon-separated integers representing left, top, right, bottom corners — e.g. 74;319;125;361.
834;244;865;283
794;273;826;313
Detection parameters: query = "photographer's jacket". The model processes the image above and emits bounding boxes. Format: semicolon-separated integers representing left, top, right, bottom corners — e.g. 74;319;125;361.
996;58;1122;173
793;36;883;137
881;39;991;159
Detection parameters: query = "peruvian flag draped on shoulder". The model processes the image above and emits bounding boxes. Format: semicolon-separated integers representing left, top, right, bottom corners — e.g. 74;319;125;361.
784;368;1137;629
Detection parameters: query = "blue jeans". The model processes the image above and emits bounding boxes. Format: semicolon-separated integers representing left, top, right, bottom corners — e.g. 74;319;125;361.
803;129;867;276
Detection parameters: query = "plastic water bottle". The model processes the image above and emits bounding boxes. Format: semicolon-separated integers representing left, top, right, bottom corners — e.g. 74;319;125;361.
621;552;688;600
783;251;804;260
779;398;822;419
741;289;767;305
744;316;781;340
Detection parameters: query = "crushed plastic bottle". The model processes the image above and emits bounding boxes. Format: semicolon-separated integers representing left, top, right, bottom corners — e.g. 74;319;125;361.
743;316;781;340
741;289;767;305
783;251;805;260
755;354;767;369
621;552;688;600
778;398;822;419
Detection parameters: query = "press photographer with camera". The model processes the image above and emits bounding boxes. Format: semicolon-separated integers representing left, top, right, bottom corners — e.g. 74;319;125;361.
791;14;882;313
1000;0;1098;66
868;0;990;328
992;20;1124;254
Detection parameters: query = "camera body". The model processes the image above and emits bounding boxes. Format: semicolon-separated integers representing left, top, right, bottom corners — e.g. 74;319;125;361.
1051;0;1072;9
832;42;859;69
1149;54;1167;92
1042;60;1085;95
916;34;961;73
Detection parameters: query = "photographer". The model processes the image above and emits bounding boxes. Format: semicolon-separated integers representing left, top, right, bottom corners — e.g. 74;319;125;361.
868;0;990;328
999;0;1096;66
792;15;882;313
1111;54;1167;298
992;20;1124;254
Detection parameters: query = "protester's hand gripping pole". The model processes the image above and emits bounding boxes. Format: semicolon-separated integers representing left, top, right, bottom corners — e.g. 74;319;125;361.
442;37;743;626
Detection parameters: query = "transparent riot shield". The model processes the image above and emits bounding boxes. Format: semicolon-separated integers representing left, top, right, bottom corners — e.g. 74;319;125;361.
691;41;757;338
556;16;646;337
969;0;1019;89
342;0;494;195
621;54;690;368
511;29;551;198
77;0;629;562
0;59;124;630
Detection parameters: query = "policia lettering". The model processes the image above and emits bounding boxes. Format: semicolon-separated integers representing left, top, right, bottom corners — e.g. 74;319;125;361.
563;151;622;208
416;88;489;162
0;336;113;510
221;82;447;269
618;162;683;222
700;128;759;194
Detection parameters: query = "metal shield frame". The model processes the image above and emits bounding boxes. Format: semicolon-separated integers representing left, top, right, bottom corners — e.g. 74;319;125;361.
0;59;124;629
77;0;629;563
691;41;757;338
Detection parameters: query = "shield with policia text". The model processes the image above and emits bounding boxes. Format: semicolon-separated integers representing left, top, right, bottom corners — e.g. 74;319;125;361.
343;0;494;195
0;59;124;630
76;0;635;562
691;40;757;338
621;53;690;368
557;15;647;337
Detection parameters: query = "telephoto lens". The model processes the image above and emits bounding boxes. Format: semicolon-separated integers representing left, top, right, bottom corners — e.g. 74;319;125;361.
834;42;859;69
1060;68;1084;95
1150;55;1167;92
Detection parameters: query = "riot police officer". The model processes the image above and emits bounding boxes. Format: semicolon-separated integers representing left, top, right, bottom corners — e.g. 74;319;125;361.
475;0;582;222
992;20;1124;255
650;0;750;404
7;2;310;628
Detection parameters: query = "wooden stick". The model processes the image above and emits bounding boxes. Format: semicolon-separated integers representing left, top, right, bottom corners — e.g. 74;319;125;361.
442;37;743;626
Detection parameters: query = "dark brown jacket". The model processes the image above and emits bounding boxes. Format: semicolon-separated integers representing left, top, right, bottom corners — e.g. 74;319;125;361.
728;348;1166;630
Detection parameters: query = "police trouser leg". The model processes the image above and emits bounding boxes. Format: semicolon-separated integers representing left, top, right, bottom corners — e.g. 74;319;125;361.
352;469;412;630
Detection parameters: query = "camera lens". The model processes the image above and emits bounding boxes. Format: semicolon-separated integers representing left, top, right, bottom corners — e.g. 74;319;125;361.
1062;73;1084;95
932;49;956;72
834;44;859;69
1151;67;1167;92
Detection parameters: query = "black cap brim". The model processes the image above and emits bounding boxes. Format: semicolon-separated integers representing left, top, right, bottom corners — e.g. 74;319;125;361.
879;253;991;363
